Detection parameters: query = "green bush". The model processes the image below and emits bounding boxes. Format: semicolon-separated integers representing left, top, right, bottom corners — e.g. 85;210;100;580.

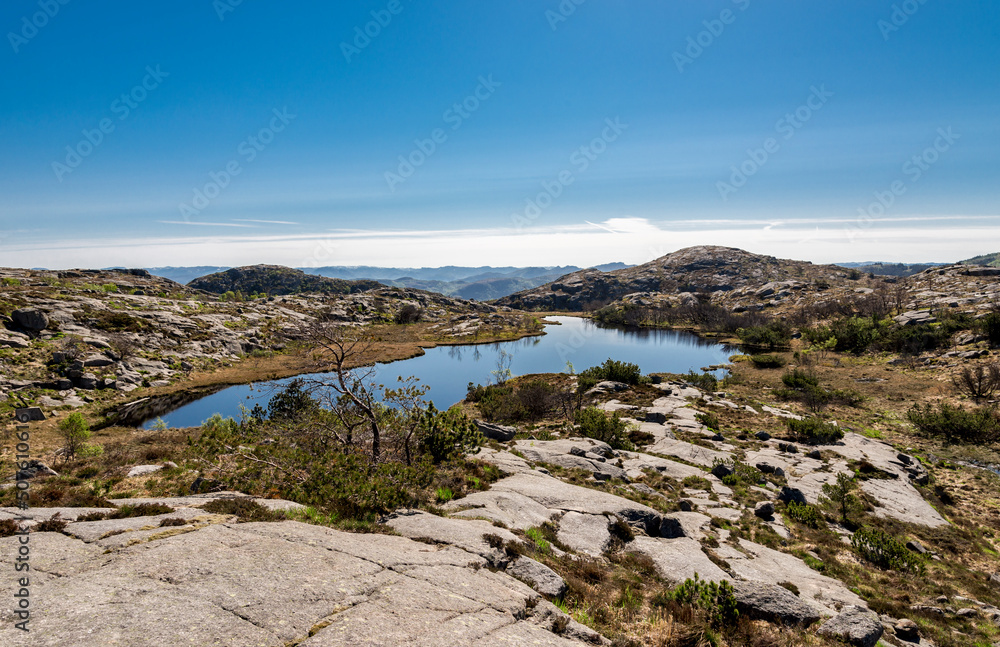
775;369;861;411
851;527;924;573
200;499;281;522
417;405;483;464
467;380;561;423
785;417;844;445
58;412;92;460
749;354;786;368
907;403;1000;444
266;379;319;422
736;321;792;350
785;501;826;528
664;574;739;627
684;370;718;392
576;407;634;450
578;359;643;386
695;411;720;431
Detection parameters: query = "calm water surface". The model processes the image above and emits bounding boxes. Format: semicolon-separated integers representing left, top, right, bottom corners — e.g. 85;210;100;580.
144;316;735;428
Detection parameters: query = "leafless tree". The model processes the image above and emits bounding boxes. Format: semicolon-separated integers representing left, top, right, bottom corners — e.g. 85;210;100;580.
952;362;1000;402
106;331;139;361
291;322;427;463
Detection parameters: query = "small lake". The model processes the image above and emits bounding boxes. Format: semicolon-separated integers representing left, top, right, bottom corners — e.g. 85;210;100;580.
143;316;736;428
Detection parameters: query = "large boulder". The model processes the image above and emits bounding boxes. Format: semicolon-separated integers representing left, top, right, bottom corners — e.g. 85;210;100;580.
732;580;821;626
476;420;516;442
556;512;612;557
506;556;567;598
817;605;884;647
11;308;48;332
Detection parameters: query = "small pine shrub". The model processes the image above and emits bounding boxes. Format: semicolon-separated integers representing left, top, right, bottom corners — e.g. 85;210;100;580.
578;359;643;386
785;417;844;445
785;501;826;528
750;354;786;369
696;412;721;431
682;370;718;393
907;402;1000;443
979;311;1000;348
576;407;634;450
851;527;924;573
736;321;792;350
665;574;739;627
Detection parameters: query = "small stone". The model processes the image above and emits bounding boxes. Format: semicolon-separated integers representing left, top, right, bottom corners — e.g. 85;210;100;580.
906;540;927;554
754;501;775;519
711;463;734;479
817;605;884;647
678;499;694;512
895;618;919;642
754;431;771;441
778;486;808;506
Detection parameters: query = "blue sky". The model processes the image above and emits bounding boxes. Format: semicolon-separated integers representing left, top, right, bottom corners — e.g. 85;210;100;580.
0;0;997;268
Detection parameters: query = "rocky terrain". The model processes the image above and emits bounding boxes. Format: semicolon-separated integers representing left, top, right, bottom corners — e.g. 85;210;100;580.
0;267;534;423
496;246;1000;319
3;373;999;646
2;251;1000;646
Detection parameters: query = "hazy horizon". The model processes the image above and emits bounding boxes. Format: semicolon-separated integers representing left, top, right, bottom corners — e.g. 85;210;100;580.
2;2;997;268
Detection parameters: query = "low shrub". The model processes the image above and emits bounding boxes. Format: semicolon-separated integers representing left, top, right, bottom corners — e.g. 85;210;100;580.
737;321;793;350
417;406;483;464
0;519;20;537
695;411;720;431
108;503;175;519
785;501;826;528
907;403;1000;444
35;514;68;533
785;417;844;445
394;304;422;324
749;354;786;369
576;407;634;450
200;498;282;522
663;574;739;628
684;370;718;392
851;527;924;573
578;358;643;386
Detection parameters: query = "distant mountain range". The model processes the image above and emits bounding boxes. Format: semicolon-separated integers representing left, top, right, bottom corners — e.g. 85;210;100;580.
144;263;631;300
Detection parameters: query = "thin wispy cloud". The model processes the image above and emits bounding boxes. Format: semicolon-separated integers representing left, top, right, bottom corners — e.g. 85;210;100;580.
232;219;300;225
157;221;257;228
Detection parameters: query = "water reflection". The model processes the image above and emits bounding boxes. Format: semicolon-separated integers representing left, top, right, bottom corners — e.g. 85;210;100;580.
143;316;736;429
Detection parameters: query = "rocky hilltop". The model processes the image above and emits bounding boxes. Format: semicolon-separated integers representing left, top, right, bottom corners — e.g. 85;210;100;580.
497;246;847;311
188;264;381;296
